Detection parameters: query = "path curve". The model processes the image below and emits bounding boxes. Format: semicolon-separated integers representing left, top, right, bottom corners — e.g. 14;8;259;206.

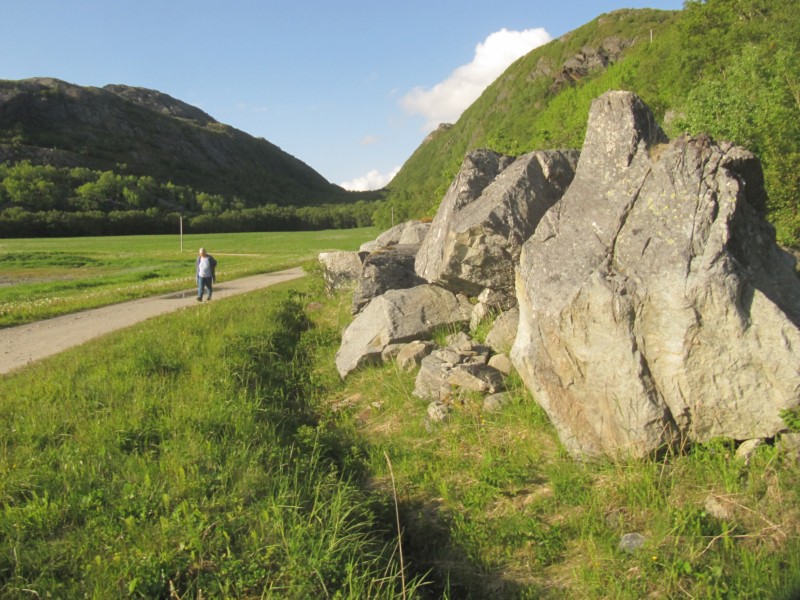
0;267;305;376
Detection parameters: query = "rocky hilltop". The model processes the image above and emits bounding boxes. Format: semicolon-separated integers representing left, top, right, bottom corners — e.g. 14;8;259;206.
322;91;800;461
0;77;346;206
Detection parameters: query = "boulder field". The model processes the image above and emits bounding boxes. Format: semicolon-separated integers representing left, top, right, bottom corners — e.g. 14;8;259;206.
321;91;800;460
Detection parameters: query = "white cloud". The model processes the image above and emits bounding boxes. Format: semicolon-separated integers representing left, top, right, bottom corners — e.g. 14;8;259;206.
340;166;401;191
400;27;551;132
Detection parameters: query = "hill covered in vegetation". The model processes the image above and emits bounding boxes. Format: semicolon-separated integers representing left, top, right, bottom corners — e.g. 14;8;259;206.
2;1;797;243
0;79;381;236
0;78;347;206
380;0;799;249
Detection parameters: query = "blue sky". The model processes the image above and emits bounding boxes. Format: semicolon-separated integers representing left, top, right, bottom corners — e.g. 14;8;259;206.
1;0;683;190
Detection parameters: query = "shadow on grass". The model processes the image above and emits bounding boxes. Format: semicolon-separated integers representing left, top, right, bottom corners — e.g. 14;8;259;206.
393;496;543;599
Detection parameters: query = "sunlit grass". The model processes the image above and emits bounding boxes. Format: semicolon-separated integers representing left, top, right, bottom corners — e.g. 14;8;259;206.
2;249;799;598
307;289;800;599
0;228;377;326
0;277;424;598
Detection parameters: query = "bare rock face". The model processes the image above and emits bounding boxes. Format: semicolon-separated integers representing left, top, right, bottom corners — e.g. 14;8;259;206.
360;220;431;252
318;251;365;294
335;285;472;378
415;148;578;298
485;307;520;355
351;244;426;314
512;91;800;459
549;37;635;93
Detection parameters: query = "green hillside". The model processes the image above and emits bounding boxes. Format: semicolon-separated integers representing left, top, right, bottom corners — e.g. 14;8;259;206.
2;1;797;243
381;0;799;248
0;79;382;236
0;78;352;207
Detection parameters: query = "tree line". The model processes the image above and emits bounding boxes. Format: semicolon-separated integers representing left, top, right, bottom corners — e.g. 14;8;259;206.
0;162;380;237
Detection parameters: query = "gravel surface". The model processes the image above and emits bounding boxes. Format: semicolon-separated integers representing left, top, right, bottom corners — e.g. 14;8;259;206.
0;267;305;376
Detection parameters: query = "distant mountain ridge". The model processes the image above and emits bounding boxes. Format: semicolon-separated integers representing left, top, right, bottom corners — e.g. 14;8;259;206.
0;77;348;206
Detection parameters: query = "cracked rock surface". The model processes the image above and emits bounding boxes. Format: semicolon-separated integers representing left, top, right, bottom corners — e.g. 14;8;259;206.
511;91;800;459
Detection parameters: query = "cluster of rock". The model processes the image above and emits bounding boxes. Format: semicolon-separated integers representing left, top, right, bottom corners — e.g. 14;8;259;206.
320;90;800;461
533;36;635;94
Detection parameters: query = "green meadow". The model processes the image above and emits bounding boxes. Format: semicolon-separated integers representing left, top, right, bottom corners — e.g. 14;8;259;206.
1;234;799;598
0;228;377;327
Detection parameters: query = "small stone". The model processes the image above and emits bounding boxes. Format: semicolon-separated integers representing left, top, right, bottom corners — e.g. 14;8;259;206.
483;392;512;412
619;532;646;553
331;393;363;412
381;343;404;363
735;439;763;464
427;401;451;422
396;340;435;371
446;331;473;352
778;433;800;461
447;364;505;394
704;495;734;521
488;353;513;375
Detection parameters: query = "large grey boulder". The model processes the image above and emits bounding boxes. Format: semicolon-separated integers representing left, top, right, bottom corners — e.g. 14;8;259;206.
397;221;431;245
415;148;579;297
318;251;365;294
512;90;800;459
335;284;472;378
351;244;426;314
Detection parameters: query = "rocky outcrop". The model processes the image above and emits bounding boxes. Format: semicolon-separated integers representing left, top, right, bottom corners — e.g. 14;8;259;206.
325;89;799;462
511;91;800;459
528;36;635;92
413;332;504;401
549;37;634;93
103;84;216;124
415;149;579;298
335;285;472;378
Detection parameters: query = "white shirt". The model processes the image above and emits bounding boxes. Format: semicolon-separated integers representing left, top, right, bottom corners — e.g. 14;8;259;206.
198;256;213;278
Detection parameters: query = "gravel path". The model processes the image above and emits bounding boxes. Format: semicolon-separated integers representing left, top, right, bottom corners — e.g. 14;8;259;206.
0;267;305;376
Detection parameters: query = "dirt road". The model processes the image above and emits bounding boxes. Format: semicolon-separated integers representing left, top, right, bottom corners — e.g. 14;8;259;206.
0;267;305;376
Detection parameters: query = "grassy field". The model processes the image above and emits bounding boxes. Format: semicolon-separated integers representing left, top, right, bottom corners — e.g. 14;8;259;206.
1;235;799;598
0;228;377;327
0;277;426;598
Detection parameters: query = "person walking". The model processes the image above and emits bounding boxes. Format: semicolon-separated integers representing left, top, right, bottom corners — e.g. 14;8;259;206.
195;247;217;301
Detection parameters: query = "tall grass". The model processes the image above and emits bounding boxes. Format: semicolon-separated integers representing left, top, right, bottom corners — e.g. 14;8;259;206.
0;277;424;598
314;300;800;599
3;263;799;598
